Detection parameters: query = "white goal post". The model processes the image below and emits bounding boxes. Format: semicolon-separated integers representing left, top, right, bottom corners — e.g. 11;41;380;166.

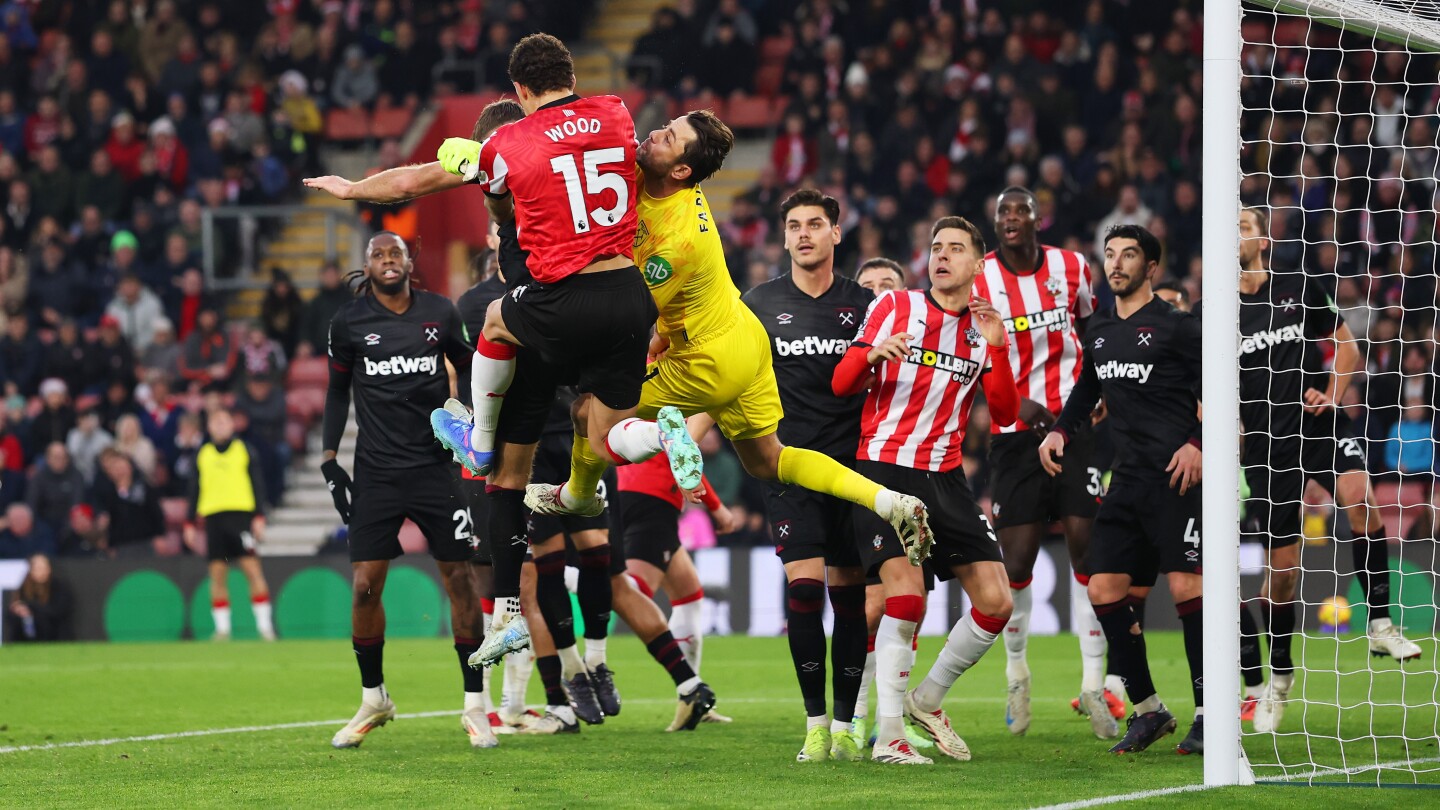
1205;0;1440;789
1202;0;1245;788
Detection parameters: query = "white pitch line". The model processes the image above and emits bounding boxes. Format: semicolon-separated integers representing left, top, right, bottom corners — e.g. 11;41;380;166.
0;694;1002;756
4;697;1001;755
1030;755;1440;810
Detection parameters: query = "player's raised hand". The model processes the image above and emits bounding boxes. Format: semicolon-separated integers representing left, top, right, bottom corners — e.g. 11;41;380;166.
438;137;482;178
303;175;354;199
1038;431;1066;476
867;332;914;365
970;297;1008;347
1302;387;1334;415
1166;442;1203;494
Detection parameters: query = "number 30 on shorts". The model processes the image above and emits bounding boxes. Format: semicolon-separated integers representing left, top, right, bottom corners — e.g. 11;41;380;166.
453;508;475;548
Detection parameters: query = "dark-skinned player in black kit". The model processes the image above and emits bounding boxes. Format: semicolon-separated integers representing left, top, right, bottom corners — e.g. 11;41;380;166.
321;232;494;750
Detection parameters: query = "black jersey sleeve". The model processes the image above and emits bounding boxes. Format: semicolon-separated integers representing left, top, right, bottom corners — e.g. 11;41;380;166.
321;306;353;456
1175;311;1205;445
1054;340;1101;441
1300;274;1341;339
442;302;471;371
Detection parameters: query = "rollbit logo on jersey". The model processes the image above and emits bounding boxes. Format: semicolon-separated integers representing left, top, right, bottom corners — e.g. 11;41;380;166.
1003;304;1069;334
363;355;440;376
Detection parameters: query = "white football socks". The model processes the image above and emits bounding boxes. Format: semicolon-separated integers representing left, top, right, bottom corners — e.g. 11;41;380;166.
603;418;662;463
1074;585;1107;693
875;614;917;742
913;611;1000;713
1004;584;1032;681
584;637;607;669
212;605;231;636
669;599;704;674
854;649;876;719
469;349;514;453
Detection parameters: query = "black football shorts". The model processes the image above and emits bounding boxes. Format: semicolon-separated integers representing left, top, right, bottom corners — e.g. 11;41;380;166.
348;462;475;563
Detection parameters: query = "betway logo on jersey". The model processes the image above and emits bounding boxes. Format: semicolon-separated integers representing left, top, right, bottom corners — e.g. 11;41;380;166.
774;336;850;357
907;347;980;382
363;355;440;376
1095;360;1153;383
1003;305;1069;334
1238;324;1304;355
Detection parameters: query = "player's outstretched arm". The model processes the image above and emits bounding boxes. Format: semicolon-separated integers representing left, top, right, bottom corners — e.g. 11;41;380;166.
303;162;463;204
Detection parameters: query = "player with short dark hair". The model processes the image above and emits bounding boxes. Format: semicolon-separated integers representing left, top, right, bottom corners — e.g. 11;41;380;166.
427;34;704;672
1218;208;1419;734
972;185;1117;737
321;231;493;750
857;258;906;294
183;406;273;642
743;189;881;762
1154;280;1189;311
832;216;1021;765
1039;223;1205;755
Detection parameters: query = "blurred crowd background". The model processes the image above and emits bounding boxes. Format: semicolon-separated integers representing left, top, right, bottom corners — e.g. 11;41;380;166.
0;0;1434;576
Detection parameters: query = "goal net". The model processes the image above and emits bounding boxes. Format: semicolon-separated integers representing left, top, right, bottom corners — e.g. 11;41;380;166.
1226;0;1440;787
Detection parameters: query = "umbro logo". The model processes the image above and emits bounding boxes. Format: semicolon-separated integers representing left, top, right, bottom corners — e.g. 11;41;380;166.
800;661;821;672
777;313;793;325
1093;337;1105;349
365;333;381;346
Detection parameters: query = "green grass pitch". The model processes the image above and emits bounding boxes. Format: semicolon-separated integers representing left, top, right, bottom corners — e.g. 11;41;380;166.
2;633;1435;808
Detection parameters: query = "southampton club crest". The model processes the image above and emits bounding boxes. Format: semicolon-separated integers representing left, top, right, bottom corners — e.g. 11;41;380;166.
1044;277;1064;296
965;326;983;347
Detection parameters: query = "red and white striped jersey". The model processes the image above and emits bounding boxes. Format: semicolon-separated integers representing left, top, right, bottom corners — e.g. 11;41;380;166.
972;246;1093;433
851;290;993;472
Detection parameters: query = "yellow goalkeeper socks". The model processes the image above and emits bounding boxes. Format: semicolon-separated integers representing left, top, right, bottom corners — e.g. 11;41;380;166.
563;432;610;503
777;445;885;512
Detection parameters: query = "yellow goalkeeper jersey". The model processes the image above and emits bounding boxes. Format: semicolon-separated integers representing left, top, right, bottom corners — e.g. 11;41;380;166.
633;170;743;344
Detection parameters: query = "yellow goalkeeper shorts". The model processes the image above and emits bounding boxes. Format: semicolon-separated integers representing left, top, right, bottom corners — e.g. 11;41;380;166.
637;306;782;442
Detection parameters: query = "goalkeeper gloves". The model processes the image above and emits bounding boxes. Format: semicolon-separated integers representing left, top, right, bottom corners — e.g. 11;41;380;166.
438;137;482;180
320;459;353;524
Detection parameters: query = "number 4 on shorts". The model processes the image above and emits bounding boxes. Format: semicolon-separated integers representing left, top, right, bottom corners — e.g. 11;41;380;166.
1183;518;1200;547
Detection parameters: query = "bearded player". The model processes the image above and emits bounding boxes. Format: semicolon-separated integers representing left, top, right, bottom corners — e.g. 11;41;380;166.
1218;208;1420;735
972;186;1119;736
322;232;494;750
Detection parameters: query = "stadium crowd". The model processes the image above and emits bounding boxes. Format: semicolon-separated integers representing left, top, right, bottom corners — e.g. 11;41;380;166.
0;0;1437;564
624;0;1438;499
0;0;595;563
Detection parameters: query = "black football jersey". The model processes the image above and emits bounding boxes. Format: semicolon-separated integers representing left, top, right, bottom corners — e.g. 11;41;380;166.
742;273;873;458
328;291;471;469
1203;271;1339;464
1055;296;1202;477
